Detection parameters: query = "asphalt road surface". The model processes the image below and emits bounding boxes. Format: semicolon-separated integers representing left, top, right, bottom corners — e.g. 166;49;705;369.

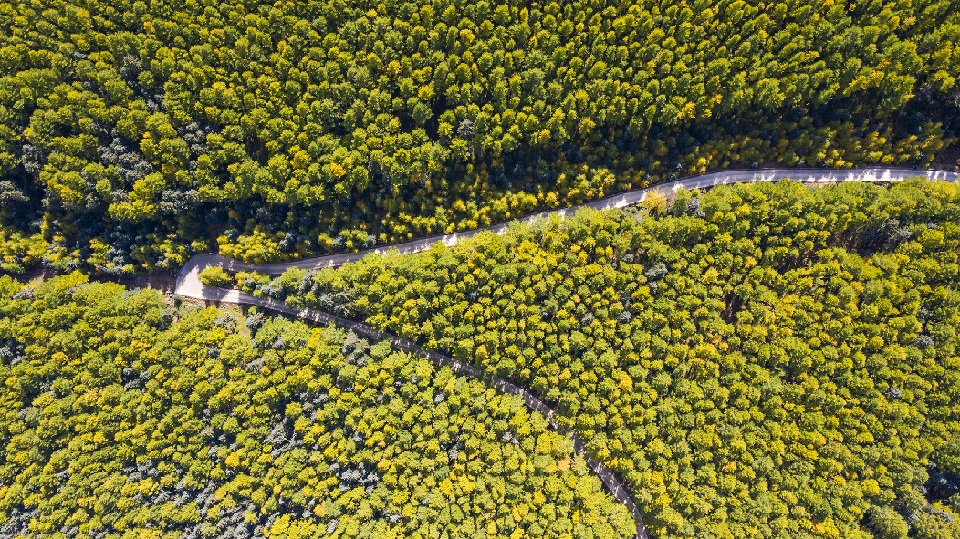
177;167;958;278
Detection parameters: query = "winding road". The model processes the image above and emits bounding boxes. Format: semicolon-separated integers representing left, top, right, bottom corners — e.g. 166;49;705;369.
174;167;958;539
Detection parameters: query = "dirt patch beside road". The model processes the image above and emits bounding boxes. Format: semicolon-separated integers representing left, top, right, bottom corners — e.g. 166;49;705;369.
87;271;179;293
4;266;180;303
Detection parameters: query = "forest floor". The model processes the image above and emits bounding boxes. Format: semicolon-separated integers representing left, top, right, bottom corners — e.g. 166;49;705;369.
933;144;960;171
20;264;178;292
88;271;179;293
16;264;180;305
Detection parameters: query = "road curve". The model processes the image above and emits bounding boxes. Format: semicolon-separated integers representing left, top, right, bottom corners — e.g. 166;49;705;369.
176;167;958;277
175;167;958;539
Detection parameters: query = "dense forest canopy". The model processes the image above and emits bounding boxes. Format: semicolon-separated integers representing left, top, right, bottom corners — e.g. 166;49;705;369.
228;179;960;538
0;0;959;273
0;274;635;538
4;0;960;537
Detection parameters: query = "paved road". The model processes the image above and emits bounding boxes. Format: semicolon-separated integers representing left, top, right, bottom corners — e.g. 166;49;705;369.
174;167;958;539
176;167;958;277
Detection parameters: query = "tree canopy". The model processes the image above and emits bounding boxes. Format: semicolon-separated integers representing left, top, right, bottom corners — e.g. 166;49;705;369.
0;0;958;273
239;178;960;538
0;274;634;538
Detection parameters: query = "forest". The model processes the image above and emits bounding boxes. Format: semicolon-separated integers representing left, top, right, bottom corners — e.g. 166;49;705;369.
0;273;636;538
0;0;959;273
4;0;960;536
218;179;960;538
